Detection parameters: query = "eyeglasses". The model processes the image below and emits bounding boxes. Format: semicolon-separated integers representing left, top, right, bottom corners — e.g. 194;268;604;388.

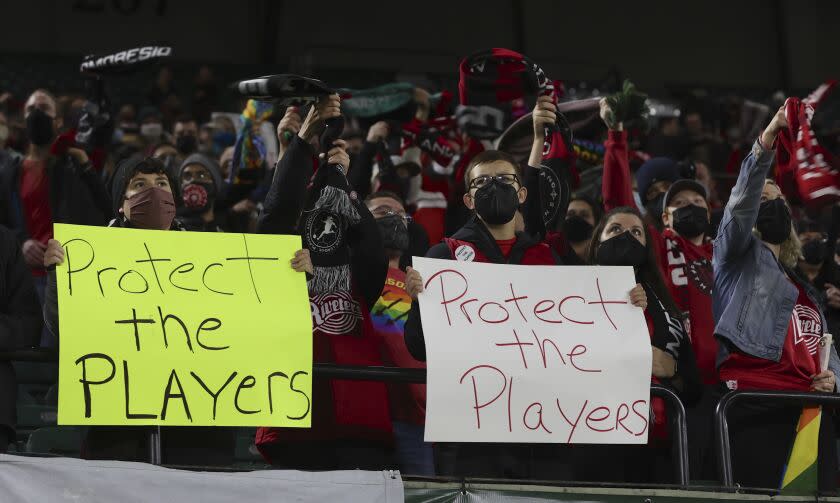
468;173;521;190
181;170;212;183
370;206;412;224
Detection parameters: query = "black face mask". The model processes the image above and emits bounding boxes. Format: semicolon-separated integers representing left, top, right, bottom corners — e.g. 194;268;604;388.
672;204;709;238
26;108;55;147
596;231;648;267
756;198;791;245
802;239;827;265
473;179;520;225
564;216;594;243
376;215;409;252
179;182;216;216
176;134;198;155
645;193;665;219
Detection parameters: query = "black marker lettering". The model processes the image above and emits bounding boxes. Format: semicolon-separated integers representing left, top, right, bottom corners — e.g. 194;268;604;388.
234;375;260;414
224;234;279;303
63;238;95;296
136;242;171;294
114;308;155;351
190;371;237;420
160;369;192;421
157;307;194;352
75;353;115;418
195;318;228;350
168;262;197;292
202;263;233;296
123;360;157;419
267;371;288;414
288;371;311;420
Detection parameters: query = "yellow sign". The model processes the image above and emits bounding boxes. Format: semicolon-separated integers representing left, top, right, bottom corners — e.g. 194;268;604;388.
55;224;312;427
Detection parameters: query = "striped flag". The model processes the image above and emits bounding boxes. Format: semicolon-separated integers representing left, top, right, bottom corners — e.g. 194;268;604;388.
781;406;821;494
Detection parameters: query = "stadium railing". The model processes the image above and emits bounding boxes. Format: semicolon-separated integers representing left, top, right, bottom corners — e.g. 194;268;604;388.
0;349;690;485
714;389;840;490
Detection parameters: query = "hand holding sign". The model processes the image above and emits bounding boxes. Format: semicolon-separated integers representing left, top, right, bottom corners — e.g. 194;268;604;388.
55;224;313;427
414;258;652;444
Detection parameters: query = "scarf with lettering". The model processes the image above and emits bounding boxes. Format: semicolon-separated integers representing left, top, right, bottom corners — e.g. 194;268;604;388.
776;81;839;207
459;48;576;232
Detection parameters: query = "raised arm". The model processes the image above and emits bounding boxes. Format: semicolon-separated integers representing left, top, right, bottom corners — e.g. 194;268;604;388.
713;105;786;263
347;122;388;201
600;99;635;212
257;96;341;235
68;148;111;225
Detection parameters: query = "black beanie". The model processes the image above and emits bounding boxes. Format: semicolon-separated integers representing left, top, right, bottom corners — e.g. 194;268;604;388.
111;155;180;217
179;153;223;191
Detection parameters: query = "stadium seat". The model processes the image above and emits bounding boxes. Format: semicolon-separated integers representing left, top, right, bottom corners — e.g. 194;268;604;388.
24;427;84;458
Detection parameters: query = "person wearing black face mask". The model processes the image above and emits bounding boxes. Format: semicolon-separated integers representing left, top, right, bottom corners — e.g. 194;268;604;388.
555;196;602;264
714;105;840;492
794;219;840;342
402;150;562;478
177;153;225;232
658;181;717;379
583;206;701;483
364;191;433;476
599;97;716;480
796;220;829;283
173;115;199;156
0;89;111;347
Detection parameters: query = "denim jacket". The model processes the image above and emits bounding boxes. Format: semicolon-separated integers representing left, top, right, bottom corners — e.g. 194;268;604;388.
712;140;840;381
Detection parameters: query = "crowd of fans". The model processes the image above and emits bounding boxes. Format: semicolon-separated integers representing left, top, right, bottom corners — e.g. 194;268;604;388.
0;49;840;491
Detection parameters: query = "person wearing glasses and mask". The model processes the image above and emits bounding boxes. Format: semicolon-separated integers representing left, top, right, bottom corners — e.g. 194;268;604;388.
714;105;840;491
402;150;647;479
365;190;433;476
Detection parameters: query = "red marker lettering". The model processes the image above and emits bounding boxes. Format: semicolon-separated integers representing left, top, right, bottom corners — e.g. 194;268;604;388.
459;365;507;430
585;406;612;433
557;399;589;443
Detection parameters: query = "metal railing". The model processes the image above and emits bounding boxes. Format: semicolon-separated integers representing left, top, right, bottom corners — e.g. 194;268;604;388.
1;350;689;485
714;389;840;489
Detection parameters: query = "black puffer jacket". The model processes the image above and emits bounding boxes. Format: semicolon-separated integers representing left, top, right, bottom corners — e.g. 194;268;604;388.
0;224;42;434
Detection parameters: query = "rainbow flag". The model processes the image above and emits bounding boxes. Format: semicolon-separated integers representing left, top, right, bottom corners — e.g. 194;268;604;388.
780;406;821;494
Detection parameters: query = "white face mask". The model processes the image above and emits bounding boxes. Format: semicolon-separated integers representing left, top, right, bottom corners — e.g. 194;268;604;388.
140;123;163;139
0;124;8;143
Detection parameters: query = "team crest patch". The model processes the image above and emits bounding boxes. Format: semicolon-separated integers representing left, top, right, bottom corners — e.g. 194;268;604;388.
793;304;821;355
305;209;343;254
310;291;363;335
687;258;713;295
455;245;476;262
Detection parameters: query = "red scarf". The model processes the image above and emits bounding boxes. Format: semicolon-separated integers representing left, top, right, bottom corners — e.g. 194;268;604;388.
776;81;838;207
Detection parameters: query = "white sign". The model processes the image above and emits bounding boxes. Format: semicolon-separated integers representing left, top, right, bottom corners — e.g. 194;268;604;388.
414;258;652;444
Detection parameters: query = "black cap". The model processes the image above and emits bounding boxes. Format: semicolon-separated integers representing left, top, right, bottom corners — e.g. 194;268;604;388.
662;179;707;213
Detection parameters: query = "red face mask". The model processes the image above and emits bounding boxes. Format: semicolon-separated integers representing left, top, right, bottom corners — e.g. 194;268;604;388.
125;186;176;230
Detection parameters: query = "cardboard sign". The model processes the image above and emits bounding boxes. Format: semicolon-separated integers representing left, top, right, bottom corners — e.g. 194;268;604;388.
55;224;312;427
414;258;652;443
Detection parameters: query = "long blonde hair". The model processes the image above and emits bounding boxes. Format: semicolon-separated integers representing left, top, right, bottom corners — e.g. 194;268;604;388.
754;179;801;268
